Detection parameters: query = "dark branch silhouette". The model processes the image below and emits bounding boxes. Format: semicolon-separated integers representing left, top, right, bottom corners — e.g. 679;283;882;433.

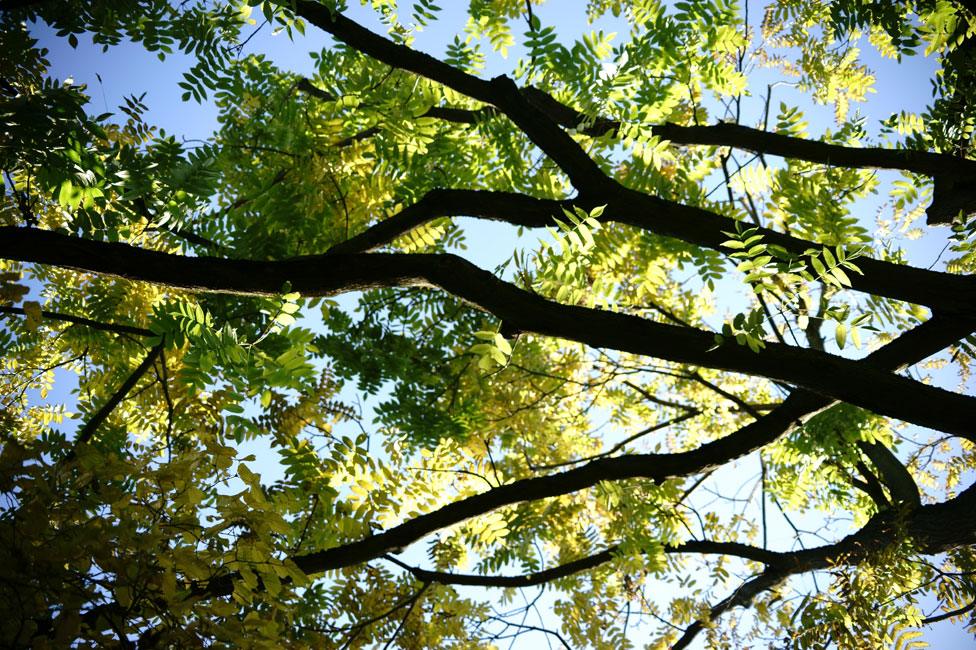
0;305;154;337
75;343;164;446
2;227;974;436
176;317;971;606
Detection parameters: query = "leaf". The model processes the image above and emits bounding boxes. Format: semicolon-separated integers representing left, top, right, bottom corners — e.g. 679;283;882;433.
830;266;852;287
822;247;836;268
274;312;296;327
22;301;42;331
238;463;257;485
5;6;971;647
578;223;595;248
810;256;827;279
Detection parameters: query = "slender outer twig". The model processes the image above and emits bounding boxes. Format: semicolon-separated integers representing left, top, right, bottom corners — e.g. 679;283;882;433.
75;344;164;446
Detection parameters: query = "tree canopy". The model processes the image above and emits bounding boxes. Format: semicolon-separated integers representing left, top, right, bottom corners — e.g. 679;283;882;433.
2;0;976;647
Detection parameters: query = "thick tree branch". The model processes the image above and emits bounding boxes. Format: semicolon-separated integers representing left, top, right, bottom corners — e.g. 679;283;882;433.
290;2;496;105
520;84;976;177
279;317;976;580
86;317;970;618
852;459;892;508
519;86;976;225
324;187;976;319
857;440;922;507
302;45;976;227
301;71;976;188
2;227;975;436
601;186;976;319
649;122;976;178
288;11;976;314
290;1;614;195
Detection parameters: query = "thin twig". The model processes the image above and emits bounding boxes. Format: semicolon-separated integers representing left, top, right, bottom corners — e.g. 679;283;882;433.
0;305;154;337
74;343;164;447
381;582;430;650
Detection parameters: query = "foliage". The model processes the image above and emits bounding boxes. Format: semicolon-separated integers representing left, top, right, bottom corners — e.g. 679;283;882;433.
2;0;976;648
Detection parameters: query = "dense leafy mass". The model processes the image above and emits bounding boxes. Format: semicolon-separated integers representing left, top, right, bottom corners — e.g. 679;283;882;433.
2;0;976;647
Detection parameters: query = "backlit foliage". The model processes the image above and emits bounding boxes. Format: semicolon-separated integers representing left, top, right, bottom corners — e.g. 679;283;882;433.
2;0;976;648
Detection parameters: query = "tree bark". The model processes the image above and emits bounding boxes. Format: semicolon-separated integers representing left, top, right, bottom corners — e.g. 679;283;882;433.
2;227;974;437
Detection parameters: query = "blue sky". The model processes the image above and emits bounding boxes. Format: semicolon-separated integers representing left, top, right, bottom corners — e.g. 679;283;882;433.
24;1;976;647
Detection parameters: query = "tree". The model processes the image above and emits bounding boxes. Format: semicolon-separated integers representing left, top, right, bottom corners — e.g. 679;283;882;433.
2;0;976;646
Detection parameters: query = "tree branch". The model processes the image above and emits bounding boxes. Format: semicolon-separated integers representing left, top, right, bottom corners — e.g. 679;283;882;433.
922;597;976;624
323;189;572;255
385;539;785;588
852;459;891;508
91;317;971;620
604;185;976;319
530;410;702;471
857;440;922;507
302;73;976;188
296;14;976;317
526;83;976;180
301;49;976;227
74;343;164;446
323;187;976;320
298;76;499;127
674;477;976;648
276;317;976;580
290;1;614;195
518;85;976;225
2;227;975;436
0;305;154;337
392;478;976;649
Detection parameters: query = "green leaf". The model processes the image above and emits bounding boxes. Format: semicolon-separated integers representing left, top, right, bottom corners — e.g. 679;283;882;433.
822;247;836;268
810;257;827;279
830;266;852;287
